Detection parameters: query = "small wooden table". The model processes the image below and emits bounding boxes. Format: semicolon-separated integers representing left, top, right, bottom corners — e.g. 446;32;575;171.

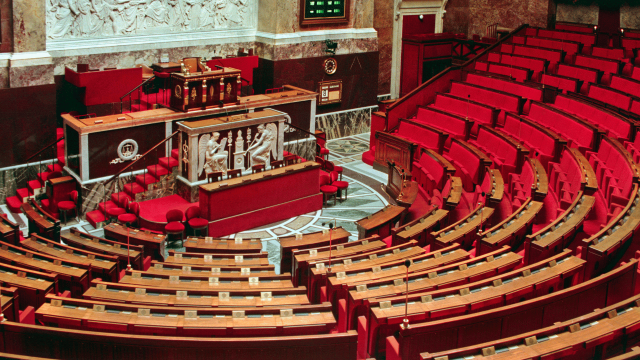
355;205;406;239
21;200;60;242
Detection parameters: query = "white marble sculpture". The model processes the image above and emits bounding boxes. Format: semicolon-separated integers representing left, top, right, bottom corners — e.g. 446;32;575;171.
247;123;277;166
198;132;229;177
47;0;254;39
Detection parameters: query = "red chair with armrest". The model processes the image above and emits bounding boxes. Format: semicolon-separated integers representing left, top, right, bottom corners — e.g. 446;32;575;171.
118;200;139;227
186;206;208;236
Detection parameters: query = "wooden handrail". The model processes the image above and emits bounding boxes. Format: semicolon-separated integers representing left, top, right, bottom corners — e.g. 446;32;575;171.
25;137;64;163
387;24;530;113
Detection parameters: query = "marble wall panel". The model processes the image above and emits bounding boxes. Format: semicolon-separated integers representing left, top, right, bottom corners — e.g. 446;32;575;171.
0;67;8;89
621;4;640;29
0;0;13;53
284;137;316;161
374;0;393;95
444;0;552;38
176;179;199;204
0;163;43;204
12;0;46;52
556;2;599;25
315;107;372;140
9;64;54;88
256;38;378;62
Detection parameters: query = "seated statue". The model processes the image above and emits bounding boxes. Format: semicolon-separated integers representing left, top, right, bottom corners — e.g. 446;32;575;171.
198;132;228;177
247;123;278;166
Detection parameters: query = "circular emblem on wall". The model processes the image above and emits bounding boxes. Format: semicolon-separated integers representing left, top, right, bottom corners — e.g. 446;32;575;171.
117;139;139;161
324;58;337;75
175;85;182;99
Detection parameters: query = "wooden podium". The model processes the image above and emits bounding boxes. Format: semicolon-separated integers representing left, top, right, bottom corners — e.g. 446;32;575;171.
169;57;242;112
46;176;76;215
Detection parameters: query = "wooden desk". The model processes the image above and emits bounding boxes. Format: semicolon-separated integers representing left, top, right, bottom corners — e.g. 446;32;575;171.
420;293;640;360
0;322;358;360
366;254;585;357
125;269;290;282
119;273;293;291
199;162;323;236
164;251;270;267
0;240;89;296
445;177;463;211
526;191;595;264
0;262;57;310
45;176;76;214
485;168;504;207
21;200;60;242
23;235;118;282
478;199;544;255
307;241;423;303
62;228;144;271
431;206;495;250
38;295;335;337
391;209;449;248
583;184;640;279
568;147;598;194
293;235;384;287
184;237;263;254
326;246;469;313
0;286;20;322
389;256;636;360
151;62;181;73
0;214;19;245
103;223;166;261
385;164;419;208
84;282;309;308
345;247;520;330
279;228;350;278
148;261;277;278
170;66;241;111
356;205;406;239
529;157;549;201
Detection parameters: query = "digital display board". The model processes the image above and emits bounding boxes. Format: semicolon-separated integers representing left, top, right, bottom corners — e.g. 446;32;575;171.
301;0;349;25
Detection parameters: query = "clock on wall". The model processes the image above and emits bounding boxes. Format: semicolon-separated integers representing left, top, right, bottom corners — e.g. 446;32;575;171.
323;58;338;75
300;0;350;26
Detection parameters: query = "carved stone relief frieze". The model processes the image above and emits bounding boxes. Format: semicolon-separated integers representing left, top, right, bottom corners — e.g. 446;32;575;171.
46;0;255;39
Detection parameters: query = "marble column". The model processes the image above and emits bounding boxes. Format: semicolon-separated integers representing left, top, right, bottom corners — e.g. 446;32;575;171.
5;0;54;88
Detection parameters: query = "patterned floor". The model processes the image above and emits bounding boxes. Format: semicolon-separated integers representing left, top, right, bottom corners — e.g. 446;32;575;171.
1;132;388;274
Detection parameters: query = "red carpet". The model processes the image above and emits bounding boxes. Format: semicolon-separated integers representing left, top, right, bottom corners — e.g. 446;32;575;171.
138;195;196;223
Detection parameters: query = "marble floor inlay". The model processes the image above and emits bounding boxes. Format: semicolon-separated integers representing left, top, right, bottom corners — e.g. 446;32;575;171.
3;132;390;275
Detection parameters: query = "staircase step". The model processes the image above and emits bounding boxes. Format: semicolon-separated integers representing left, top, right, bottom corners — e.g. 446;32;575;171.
136;173;158;188
147;164;169;178
37;172;50;183
47;164;64;173
41;199;51;210
98;200;119;215
110;193;132;208
56;128;64;140
57;156;66;166
86;210;106;228
124;183;145;197
171;148;179;160
6;196;22;213
159;157;178;169
16;188;30;202
27;180;43;196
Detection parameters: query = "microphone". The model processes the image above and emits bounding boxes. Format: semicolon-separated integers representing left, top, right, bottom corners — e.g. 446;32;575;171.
400;258;412;330
215;65;224;70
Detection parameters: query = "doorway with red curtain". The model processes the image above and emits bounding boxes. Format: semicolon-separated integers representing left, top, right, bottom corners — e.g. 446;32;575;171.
598;4;621;46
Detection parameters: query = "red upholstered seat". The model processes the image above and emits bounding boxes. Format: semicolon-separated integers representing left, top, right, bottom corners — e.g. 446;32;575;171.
320;175;338;205
165;209;185;241
57;191;78;225
106;207;126;217
325;161;343;180
331;171;349;201
118;213;137;223
185;206;208;236
165;222;185;232
118;201;139;226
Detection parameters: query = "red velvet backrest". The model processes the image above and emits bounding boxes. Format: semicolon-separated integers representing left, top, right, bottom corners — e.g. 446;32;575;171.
186;206;201;221
166;209;184;223
320;174;331;186
330;171;340;183
121;198;130;212
70;191;78;203
325;161;335;172
130;202;140;216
